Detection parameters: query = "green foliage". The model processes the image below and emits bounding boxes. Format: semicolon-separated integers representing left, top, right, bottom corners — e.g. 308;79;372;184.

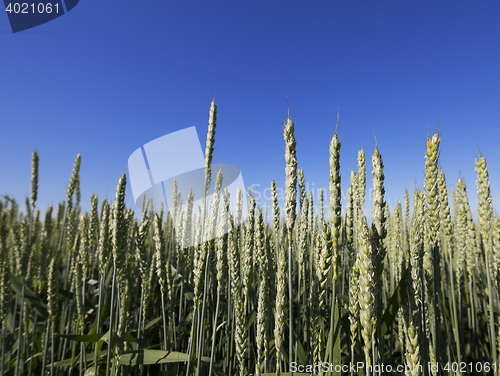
1;104;498;376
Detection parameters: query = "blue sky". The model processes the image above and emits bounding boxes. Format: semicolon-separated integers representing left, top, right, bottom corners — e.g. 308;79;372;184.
1;0;499;221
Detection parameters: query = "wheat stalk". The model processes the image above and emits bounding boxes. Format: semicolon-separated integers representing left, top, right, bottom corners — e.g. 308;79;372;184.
475;152;497;371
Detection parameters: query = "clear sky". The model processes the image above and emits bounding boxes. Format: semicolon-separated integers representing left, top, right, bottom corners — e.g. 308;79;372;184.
1;0;499;222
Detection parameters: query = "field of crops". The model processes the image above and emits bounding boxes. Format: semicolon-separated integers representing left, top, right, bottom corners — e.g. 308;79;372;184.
1;100;500;376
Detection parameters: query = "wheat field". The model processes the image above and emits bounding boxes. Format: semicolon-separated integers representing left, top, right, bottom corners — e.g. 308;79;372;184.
1;99;499;376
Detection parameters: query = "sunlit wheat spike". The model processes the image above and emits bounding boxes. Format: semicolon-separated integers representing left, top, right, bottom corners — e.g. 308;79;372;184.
171;177;179;222
140;198;149;223
424;130;441;242
243;191;255;310
284;114;297;235
393;202;404;280
257;208;271;373
236;187;243;227
308;191;314;239
193;240;206;304
329;124;341;253
204;99;217;198
136;218;150;286
7;204;19;273
0;212;11;327
394;203;407;357
153;213;166;295
454;179;468;288
404;189;410;231
26;217;41;288
216;188;230;294
78;214;90;279
465;197;478;277
298;197;308;281
371;140;387;248
410;189;424;309
30;151;39;208
118;251;132;341
235;293;247;376
311;214;319;271
371;139;387;358
75;175;81;208
205;169;224;243
404;317;421;376
422;218;437;372
316;220;332;304
437;170;453;247
309;253;320;364
255;206;267;277
8;198;18;225
438;169;462;362
89;194;99;250
66;153;81;212
345;170;356;268
47;256;59;323
475;152;497;365
493;218;500;285
456;179;478;278
255;271;268;376
274;239;287;376
55;201;64;233
73;228;83;333
271;180;280;235
18;219;30;282
228;219;241;302
9;221;19;279
298;168;306;210
357;216;375;370
227;217;246;376
98;200;111;278
111;173;127;264
358;148;366;208
349;255;360;361
319;187;324;224
351;171;360;231
451;187;458;228
63;206;77;262
181;189;195;250
174;196;184;246
475;153;494;245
